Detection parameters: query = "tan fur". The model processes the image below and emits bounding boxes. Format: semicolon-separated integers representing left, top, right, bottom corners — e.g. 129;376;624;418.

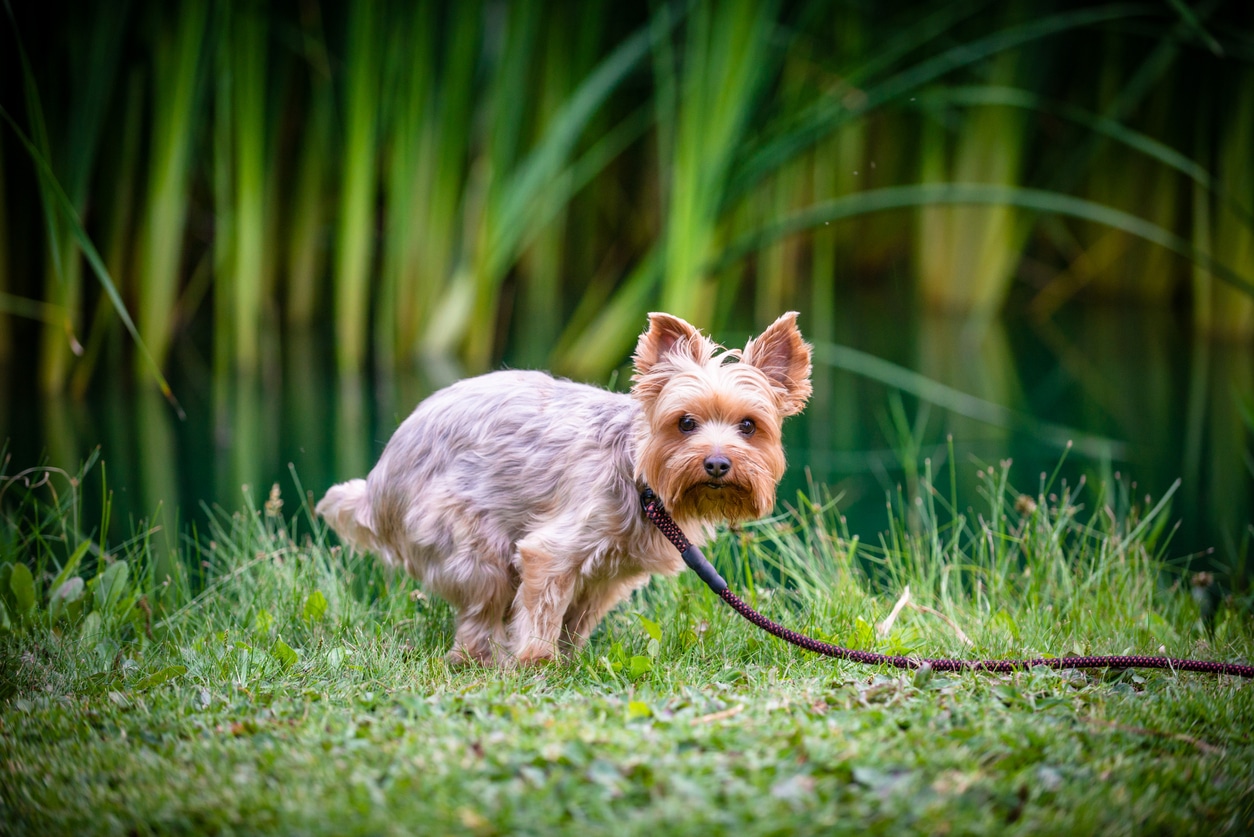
316;312;812;667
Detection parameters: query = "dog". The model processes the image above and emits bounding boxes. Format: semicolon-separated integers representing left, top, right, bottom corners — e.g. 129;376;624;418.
316;312;812;666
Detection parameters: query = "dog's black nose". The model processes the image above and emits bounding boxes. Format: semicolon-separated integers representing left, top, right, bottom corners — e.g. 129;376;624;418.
704;454;731;479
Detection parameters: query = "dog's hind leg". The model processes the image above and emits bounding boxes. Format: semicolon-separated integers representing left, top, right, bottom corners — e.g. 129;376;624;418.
436;546;515;667
447;600;510;667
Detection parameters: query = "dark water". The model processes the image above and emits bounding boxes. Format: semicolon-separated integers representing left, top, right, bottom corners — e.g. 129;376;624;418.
3;302;1251;573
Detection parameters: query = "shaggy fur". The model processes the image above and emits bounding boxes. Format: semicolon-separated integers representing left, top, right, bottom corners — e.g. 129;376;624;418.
317;312;812;666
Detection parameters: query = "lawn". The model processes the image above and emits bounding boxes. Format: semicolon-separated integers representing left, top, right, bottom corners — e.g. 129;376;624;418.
2;456;1252;835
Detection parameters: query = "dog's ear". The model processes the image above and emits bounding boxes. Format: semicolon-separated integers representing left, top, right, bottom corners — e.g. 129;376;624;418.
742;311;812;416
633;313;708;378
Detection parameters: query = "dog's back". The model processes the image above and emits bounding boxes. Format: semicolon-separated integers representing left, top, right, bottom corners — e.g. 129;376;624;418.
320;369;642;577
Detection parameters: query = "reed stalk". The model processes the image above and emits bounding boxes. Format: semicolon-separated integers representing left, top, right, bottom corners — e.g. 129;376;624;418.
376;3;435;373
412;7;479;360
431;4;658;371
71;70;146;398
212;4;234;384
515;6;605;368
808;12;869;342
660;0;778;321
916;47;1028;315
284;3;334;329
212;0;274;374
421;0;540;370
286;79;331;329
136;0;209;376
378;2;479;371
332;2;381;376
0;137;8;363
19;34;73;393
17;3;123;391
1079;40;1182;303
228;2;270;371
1197;69;1254;339
137;386;179;568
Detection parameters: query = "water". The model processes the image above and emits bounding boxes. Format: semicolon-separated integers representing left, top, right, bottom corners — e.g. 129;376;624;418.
3;303;1251;572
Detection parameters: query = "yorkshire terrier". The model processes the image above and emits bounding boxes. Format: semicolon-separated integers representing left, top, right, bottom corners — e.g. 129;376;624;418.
317;312;812;666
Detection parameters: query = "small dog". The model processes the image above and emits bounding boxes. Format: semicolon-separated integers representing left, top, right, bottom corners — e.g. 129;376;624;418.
317;312;812;666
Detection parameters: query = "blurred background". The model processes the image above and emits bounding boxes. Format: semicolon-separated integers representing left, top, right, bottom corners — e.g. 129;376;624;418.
1;1;1251;584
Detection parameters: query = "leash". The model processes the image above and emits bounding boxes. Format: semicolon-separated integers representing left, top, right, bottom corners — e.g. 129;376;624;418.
639;489;1254;679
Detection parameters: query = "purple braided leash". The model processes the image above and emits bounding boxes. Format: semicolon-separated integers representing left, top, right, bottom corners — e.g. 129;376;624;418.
640;490;1254;679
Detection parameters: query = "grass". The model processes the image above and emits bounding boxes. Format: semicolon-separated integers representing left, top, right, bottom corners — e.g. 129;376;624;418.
2;450;1253;835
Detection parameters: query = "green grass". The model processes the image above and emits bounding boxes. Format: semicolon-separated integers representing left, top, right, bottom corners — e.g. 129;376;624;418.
2;455;1253;835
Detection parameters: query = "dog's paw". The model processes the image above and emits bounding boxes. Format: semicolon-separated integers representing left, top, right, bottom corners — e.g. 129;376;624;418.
512;643;558;668
445;646;490;668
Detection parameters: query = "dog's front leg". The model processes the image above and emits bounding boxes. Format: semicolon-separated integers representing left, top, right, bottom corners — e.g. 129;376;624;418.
560;575;647;656
509;542;579;665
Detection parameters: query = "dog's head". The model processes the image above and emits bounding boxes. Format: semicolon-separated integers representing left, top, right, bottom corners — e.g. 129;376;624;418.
631;312;812;524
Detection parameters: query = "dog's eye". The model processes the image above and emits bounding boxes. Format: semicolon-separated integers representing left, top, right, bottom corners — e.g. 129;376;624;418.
739;418;756;437
678;415;698;433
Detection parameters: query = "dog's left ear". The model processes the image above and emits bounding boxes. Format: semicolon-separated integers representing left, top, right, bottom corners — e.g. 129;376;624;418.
742;311;812;416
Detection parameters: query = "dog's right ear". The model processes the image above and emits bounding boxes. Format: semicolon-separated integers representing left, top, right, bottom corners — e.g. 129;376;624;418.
633;313;705;376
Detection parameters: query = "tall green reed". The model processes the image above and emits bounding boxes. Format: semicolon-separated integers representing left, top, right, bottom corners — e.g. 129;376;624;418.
215;1;274;373
434;2;657;374
554;0;784;377
374;3;480;373
285;67;333;329
71;71;146;398
332;3;381;377
0;133;10;364
1194;69;1254;339
4;0;1254;396
916;46;1029;315
136;0;209;377
1080;45;1180;303
32;7;125;392
660;0;778;322
513;5;607;368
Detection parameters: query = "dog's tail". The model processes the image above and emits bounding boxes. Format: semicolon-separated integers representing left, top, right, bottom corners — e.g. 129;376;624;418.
316;479;378;552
